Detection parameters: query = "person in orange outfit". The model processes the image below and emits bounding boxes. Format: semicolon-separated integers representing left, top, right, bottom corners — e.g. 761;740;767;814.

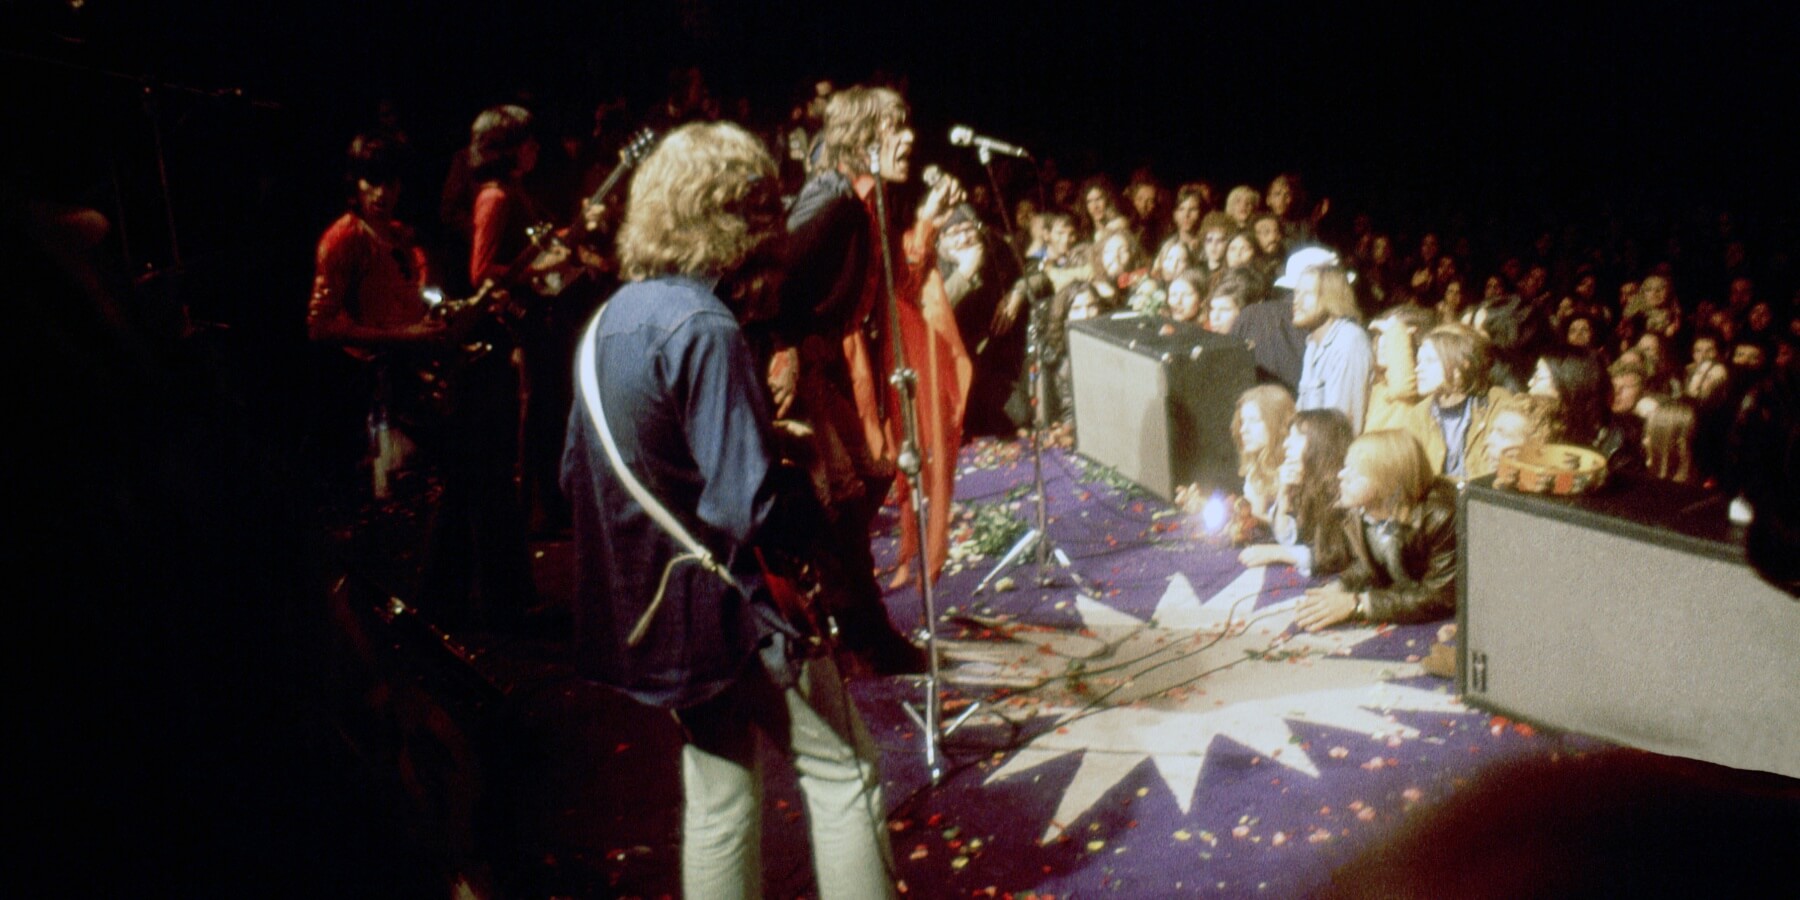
780;85;969;670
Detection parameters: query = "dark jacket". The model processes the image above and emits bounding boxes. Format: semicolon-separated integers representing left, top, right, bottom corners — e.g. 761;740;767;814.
1231;294;1305;393
781;169;872;347
1339;481;1458;623
561;277;821;709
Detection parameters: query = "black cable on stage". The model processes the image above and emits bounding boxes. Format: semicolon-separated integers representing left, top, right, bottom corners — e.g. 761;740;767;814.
877;579;1307;819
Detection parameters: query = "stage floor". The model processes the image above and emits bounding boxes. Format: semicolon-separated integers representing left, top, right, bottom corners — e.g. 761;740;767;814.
329;437;1788;897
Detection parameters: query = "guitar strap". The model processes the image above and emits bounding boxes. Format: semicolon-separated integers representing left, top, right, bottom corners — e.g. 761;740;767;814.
575;302;747;647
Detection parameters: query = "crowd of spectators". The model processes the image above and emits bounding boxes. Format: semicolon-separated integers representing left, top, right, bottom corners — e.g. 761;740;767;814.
989;163;1794;498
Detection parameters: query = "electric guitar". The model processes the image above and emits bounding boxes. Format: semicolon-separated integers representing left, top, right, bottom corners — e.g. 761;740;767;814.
407;278;511;421
523;128;657;297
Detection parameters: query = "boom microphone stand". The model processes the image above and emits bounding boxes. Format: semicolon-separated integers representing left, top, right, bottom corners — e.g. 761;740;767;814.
966;145;1092;597
867;147;977;784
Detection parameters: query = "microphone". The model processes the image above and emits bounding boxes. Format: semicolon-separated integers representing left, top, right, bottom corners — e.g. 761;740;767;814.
948;125;1031;159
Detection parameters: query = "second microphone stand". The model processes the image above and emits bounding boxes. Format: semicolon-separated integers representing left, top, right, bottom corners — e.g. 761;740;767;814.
967;146;1092;597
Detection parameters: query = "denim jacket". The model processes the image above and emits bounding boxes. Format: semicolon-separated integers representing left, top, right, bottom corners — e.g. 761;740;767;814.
562;277;815;708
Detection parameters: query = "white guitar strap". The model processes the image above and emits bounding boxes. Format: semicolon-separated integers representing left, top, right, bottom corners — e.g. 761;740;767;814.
577;302;745;647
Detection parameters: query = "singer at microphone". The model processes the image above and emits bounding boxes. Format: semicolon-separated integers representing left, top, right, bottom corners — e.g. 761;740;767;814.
949;125;1032;159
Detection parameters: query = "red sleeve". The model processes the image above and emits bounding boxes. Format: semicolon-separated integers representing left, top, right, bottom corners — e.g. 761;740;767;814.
308;217;365;342
470;186;508;286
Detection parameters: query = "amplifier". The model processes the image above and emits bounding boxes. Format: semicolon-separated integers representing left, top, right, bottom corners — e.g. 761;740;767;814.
1458;478;1800;779
1067;315;1254;500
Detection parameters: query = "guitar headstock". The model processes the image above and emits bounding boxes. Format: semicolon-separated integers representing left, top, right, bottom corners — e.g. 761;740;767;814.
620;128;657;167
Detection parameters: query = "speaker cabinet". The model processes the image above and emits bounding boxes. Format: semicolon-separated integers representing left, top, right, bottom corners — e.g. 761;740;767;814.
1068;315;1254;500
1459;479;1800;778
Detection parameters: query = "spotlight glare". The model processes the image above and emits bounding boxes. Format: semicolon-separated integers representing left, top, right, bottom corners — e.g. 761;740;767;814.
1201;492;1229;535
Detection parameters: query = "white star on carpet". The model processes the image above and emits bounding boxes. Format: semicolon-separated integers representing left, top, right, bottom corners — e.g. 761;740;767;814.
942;569;1462;841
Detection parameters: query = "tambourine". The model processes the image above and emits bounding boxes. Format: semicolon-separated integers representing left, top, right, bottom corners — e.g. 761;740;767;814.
1493;443;1609;495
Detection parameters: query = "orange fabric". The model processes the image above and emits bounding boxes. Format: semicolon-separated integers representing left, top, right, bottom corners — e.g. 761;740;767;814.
842;176;972;582
886;264;972;582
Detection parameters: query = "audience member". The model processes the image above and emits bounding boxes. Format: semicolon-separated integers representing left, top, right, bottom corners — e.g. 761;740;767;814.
1206;268;1258;334
1224;184;1261;227
1364;303;1436;432
1293;262;1374;433
1402;323;1514;479
1228;384;1298;524
1643;399;1699;484
1479;393;1556;472
1266;173;1318;245
1197;211;1234;281
1530;347;1641;471
1238;408;1355;577
1168;183;1208;257
1470;292;1551;393
1165;268;1206;324
1296;429;1456;630
1234;246;1328;392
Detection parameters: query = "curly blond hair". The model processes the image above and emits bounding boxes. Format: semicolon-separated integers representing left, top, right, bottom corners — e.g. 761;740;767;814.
617;122;779;281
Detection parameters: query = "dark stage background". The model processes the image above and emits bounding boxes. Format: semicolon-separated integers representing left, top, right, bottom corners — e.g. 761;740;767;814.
11;1;1800;283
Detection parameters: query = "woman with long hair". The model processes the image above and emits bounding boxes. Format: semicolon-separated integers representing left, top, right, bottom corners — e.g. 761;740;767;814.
1196;212;1233;280
1530;347;1644;472
1217;229;1270;302
1528;348;1612;447
1230;384;1298;523
1078;176;1125;240
1238;409;1355;577
1435;279;1468;327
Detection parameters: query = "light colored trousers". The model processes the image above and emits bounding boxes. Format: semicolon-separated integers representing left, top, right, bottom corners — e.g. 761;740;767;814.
675;655;896;900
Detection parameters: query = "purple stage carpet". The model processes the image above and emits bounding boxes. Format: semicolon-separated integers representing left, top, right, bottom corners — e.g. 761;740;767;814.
839;438;1568;898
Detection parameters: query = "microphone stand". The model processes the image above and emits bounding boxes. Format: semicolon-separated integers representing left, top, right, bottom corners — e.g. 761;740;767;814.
967;146;1093;597
867;147;976;785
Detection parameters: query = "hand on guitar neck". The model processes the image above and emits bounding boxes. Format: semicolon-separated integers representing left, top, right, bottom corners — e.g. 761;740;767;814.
523;128;657;298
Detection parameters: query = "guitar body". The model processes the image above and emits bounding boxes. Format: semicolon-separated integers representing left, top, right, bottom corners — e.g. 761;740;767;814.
402;282;514;426
523;225;613;298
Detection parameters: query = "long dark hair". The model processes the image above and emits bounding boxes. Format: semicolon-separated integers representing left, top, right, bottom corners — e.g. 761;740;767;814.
1287;409;1355;575
1541;348;1613;446
1477;293;1551;392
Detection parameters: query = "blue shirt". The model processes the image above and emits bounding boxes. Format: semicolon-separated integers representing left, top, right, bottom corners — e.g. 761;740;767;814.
1298;316;1374;434
1431;395;1474;478
561;276;787;709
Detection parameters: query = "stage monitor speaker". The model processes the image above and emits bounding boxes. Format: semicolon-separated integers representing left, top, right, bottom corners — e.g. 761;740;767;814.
1458;479;1800;779
1068;315;1254;500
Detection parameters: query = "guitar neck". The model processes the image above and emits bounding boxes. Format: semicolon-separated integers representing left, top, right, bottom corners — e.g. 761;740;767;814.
581;130;654;217
585;162;632;211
